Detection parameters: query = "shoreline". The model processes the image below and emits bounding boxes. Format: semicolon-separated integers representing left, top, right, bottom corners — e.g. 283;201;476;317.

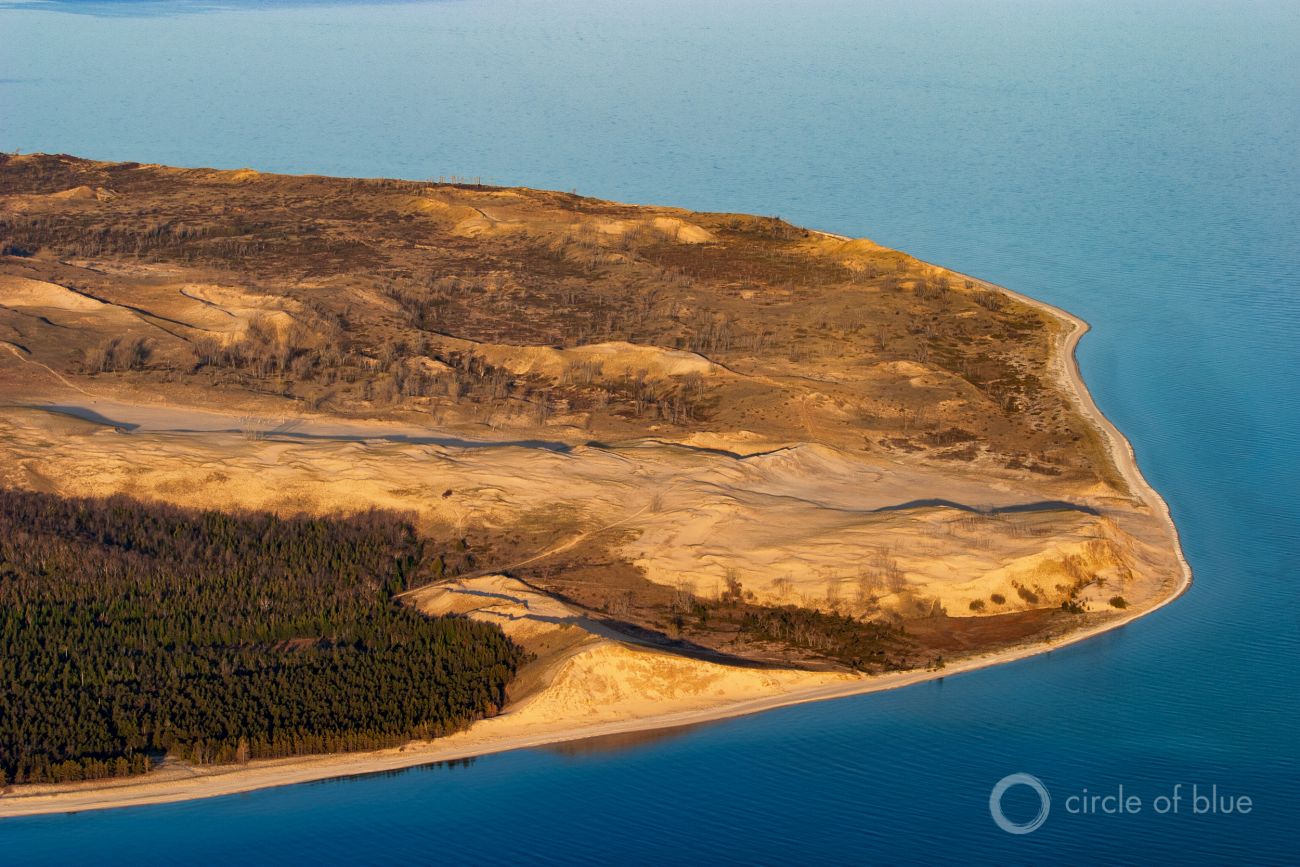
0;261;1192;820
930;261;1194;588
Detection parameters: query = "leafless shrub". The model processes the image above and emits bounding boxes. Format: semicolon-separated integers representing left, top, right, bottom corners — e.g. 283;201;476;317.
84;336;150;373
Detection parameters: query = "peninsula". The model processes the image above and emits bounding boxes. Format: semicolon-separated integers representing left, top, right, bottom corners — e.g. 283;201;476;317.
0;154;1188;816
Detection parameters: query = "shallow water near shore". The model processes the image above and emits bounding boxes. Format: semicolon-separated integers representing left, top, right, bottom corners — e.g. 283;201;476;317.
2;0;1298;862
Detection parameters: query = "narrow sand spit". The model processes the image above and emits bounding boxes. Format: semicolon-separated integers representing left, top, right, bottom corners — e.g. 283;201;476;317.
0;269;1191;818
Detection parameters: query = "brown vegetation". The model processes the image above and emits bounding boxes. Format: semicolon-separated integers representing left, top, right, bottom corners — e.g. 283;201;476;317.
0;153;1110;481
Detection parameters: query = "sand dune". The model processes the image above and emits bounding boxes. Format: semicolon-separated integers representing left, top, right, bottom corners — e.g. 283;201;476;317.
0;275;118;314
432;336;721;381
0;396;1175;620
415;574;851;722
175;284;299;334
594;216;715;244
46;185;100;201
0;274;303;349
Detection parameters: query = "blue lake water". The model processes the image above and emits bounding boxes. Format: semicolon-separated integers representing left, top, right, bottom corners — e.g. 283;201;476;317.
2;0;1298;862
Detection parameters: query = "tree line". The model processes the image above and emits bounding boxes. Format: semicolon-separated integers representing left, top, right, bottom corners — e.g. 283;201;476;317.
0;489;527;786
739;606;911;671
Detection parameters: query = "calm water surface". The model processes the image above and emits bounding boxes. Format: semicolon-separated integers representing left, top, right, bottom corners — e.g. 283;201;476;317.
1;1;1297;862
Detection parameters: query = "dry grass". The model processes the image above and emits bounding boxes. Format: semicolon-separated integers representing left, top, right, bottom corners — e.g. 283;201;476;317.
0;152;1114;484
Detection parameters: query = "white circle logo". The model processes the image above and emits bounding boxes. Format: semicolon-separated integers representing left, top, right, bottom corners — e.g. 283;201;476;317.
989;773;1051;834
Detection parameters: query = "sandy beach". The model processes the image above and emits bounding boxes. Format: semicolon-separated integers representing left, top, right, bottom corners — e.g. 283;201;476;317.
0;269;1191;819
